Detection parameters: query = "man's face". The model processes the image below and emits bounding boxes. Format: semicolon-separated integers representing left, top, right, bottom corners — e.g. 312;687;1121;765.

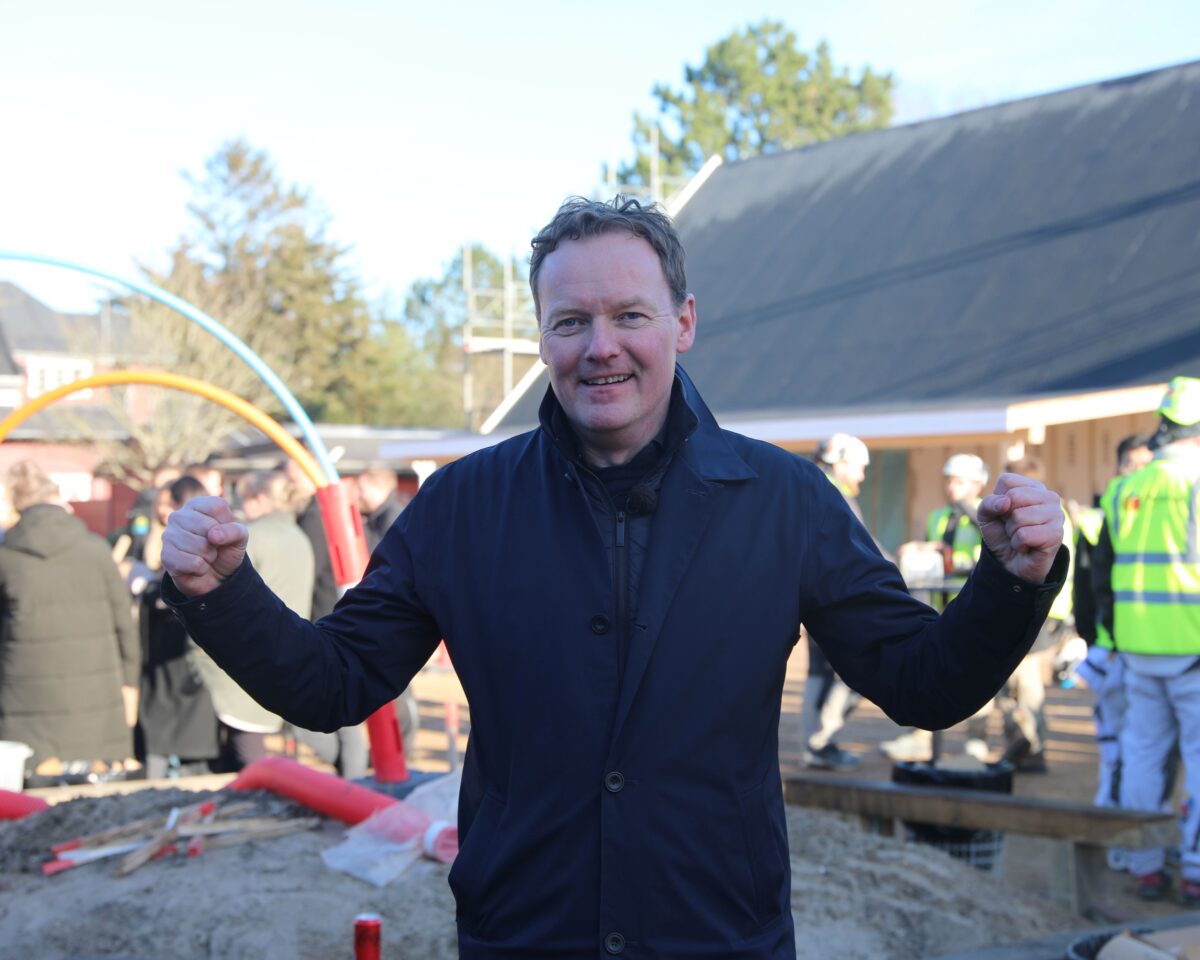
285;459;316;499
239;490;268;521
537;232;696;467
356;477;385;513
945;475;983;504
192;468;223;498
833;460;866;497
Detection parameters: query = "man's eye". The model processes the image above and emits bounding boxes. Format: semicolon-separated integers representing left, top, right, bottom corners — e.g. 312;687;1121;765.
619;312;646;323
556;317;581;330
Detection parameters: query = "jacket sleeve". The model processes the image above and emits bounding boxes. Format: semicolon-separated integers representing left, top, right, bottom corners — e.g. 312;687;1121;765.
162;517;441;733
800;477;1067;730
101;547;140;687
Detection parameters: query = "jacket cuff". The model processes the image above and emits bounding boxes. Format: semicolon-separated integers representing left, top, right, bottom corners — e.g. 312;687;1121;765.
972;544;1069;623
161;559;262;629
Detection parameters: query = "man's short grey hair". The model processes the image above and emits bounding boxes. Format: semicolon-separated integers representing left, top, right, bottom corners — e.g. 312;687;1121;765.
529;196;688;320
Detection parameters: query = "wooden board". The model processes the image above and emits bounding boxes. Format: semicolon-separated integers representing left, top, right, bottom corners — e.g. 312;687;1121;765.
784;774;1177;848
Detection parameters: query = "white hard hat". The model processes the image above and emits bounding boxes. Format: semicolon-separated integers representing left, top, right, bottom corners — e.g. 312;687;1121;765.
819;433;870;468
943;453;988;484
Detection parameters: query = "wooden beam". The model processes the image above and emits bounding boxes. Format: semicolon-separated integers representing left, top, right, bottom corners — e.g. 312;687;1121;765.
784;774;1177;848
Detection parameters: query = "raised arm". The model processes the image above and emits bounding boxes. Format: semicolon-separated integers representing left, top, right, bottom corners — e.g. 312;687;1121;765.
160;497;441;733
803;471;1067;730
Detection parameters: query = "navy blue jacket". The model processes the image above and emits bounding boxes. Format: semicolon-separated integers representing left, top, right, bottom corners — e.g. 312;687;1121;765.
166;367;1064;959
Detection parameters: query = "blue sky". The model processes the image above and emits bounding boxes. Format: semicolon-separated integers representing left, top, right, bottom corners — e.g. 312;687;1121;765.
1;0;1196;314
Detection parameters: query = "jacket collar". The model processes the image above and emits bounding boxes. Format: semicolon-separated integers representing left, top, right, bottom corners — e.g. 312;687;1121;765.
537;364;756;484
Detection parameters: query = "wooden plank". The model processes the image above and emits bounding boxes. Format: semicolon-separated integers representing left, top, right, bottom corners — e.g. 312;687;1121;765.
784;774;1177;847
114;824;178;877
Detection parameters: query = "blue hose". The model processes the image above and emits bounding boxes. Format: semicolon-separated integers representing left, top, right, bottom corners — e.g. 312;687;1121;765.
0;251;340;484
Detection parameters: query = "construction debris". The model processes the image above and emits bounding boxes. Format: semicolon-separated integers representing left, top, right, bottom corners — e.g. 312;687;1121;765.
36;793;322;878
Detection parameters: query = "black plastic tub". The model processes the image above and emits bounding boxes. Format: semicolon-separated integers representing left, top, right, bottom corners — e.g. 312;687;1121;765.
891;760;1015;871
1064;928;1154;959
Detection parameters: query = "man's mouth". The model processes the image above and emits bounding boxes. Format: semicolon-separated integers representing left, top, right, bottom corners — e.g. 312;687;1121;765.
582;374;632;386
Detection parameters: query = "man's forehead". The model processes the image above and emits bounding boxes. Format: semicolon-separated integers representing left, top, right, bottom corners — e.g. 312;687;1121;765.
538;232;669;306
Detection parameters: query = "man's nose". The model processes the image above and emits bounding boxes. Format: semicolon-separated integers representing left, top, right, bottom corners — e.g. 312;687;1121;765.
584;318;621;360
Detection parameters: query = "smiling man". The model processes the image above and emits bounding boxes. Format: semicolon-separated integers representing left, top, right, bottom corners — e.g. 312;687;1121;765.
535;227;695;466
161;196;1067;959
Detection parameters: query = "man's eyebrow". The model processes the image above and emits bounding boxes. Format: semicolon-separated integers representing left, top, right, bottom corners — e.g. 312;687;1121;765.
545;304;592;321
609;298;653;313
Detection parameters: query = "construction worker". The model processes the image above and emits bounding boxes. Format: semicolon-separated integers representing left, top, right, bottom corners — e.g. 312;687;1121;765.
928;453;989;577
998;455;1076;773
1074;434;1151;870
1095;377;1200;904
883;453;989;763
799;434;871;770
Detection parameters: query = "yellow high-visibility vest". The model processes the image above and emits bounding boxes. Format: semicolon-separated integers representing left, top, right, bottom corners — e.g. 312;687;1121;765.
926;504;982;573
1049;505;1075;623
1109;456;1200;655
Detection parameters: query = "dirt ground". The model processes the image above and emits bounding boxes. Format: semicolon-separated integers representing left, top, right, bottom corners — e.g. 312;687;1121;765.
0;786;1076;960
0;645;1176;959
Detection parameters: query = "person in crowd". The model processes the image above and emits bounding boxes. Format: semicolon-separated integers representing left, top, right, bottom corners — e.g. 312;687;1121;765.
928;453;989;578
184;462;225;499
111;465;182;571
137;475;220;779
995;455;1077;773
883;453;990;763
281;458;370;778
161;196;1066;958
1073;433;1152;870
1094;378;1200;904
0;460;138;785
350;465;423;760
356;466;408;551
188;470;311;771
283;459;340;621
799;434;872;770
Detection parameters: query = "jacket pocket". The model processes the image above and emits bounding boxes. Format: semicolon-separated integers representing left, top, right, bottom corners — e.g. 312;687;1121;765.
736;780;787;926
447;791;506;931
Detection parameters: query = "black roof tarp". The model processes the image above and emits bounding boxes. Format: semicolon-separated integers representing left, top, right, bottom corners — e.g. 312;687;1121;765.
499;61;1200;430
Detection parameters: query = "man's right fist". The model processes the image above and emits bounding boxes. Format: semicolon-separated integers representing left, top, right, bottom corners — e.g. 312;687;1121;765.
161;496;249;597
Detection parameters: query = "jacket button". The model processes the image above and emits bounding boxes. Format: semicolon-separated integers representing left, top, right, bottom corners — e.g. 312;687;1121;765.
604;932;625;954
590;614;611;635
605;771;624;793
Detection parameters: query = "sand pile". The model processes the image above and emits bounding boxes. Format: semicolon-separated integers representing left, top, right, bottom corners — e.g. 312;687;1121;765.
0;786;1075;959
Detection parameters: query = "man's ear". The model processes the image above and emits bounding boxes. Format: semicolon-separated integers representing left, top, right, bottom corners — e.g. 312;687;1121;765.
676;295;697;354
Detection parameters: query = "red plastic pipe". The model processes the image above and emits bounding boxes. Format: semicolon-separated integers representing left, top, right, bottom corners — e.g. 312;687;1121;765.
0;788;49;820
315;482;409;783
227;755;397;825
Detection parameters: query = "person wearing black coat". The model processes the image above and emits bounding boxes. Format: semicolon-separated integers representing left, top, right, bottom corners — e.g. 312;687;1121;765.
160;198;1067;959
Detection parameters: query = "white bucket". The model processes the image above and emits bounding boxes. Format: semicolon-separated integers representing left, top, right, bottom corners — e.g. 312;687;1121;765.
0;741;33;792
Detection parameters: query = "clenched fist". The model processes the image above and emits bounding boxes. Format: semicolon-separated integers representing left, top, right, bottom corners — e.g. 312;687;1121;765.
161;496;249;597
977;474;1065;584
